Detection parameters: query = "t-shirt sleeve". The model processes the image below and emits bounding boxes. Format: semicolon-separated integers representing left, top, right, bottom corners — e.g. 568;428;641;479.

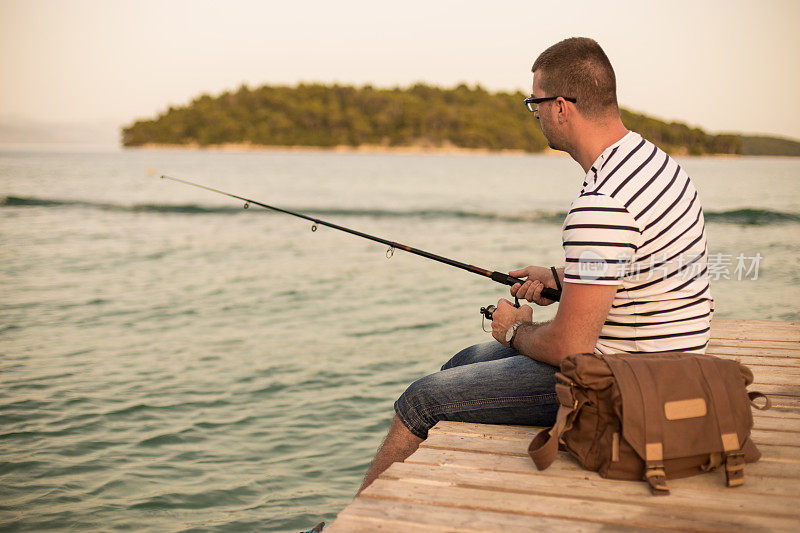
562;193;640;285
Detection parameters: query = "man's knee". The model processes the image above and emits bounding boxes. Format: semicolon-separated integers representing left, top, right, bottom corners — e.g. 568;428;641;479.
393;372;448;439
440;341;516;370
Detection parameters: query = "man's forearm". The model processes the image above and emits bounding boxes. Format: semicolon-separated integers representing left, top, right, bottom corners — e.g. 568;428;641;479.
511;320;566;367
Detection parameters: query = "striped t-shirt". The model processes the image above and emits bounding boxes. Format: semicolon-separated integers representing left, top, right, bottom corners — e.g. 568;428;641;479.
562;131;713;354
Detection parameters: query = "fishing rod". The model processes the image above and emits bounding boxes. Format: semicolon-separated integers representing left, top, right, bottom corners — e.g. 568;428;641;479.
160;175;562;312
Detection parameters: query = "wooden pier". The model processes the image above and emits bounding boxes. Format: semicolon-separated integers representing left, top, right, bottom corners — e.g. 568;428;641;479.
327;319;800;532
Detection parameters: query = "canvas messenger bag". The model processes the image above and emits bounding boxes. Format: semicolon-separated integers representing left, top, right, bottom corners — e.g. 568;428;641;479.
528;351;770;495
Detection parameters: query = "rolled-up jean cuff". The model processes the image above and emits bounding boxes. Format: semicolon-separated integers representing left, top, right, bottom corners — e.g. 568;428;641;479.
394;399;429;439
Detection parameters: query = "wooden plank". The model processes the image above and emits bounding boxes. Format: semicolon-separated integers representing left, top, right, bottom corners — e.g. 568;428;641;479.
421;435;800;472
741;385;800;398
709;332;800;344
421;427;800;461
360;477;800;532
407;446;800;491
751;410;800;422
708;339;800;350
738;365;800;379
324;516;450;533
326;493;649;532
709;325;800;337
381;461;800;519
699;381;798;397
430;417;800;438
707;346;800;359
710;323;800;342
712;319;800;330
739;373;800;387
709;350;800;363
712;319;799;330
709;333;800;344
763;397;800;410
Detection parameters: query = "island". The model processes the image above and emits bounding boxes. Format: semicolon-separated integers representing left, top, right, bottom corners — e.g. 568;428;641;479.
122;83;800;157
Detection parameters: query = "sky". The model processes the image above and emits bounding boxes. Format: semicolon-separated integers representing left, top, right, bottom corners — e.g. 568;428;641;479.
1;0;799;144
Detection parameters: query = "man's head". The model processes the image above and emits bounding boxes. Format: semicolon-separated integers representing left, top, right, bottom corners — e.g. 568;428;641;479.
531;37;619;120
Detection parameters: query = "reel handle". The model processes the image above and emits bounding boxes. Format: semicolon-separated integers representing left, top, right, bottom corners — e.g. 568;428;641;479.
480;296;520;321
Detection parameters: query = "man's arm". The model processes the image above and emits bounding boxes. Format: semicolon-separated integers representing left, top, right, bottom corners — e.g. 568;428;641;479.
491;281;617;367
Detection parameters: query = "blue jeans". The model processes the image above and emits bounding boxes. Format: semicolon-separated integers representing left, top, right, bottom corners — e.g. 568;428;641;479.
394;341;559;439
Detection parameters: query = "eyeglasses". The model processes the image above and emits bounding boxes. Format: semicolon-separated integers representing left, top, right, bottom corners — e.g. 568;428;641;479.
523;95;577;113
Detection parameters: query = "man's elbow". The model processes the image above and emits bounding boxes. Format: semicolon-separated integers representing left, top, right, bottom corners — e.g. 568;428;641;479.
546;324;597;365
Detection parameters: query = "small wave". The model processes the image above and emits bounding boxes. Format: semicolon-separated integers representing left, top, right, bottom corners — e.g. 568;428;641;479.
138;430;203;447
0;460;46;475
704;208;800;225
193;415;257;430
4;195;799;226
348;320;443;338
104;403;152;417
0;195;242;214
0;194;567;221
128;481;260;510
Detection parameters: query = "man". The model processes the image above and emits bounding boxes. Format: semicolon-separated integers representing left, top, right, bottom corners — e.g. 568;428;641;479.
357;37;712;494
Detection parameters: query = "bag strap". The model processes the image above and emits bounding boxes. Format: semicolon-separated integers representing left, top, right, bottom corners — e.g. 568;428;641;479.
695;358;747;487
748;391;771;410
528;379;575;470
528;404;571;470
625;357;670;495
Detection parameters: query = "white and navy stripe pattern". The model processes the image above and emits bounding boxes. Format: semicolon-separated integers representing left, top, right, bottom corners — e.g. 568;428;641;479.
562;131;713;354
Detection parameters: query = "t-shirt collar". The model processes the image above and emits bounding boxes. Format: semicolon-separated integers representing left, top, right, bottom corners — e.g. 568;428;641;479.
585;130;639;186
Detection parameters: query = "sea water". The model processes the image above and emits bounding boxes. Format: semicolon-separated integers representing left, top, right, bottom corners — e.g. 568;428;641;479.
1;147;799;531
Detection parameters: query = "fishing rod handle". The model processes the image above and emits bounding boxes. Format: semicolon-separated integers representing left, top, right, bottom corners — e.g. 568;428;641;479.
489;271;561;302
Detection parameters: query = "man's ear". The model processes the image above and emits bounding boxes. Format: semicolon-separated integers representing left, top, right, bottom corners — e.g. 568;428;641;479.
557;97;570;124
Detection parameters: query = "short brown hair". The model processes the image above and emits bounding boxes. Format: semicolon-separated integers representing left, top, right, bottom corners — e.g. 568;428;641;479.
532;37;618;119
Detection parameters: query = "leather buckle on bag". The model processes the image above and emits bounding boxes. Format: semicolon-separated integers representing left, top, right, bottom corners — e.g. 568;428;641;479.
724;451;746;487
645;464;670;495
555;380;576;409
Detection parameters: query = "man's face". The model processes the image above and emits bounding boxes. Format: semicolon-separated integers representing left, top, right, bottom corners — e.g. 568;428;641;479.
531;70;566;152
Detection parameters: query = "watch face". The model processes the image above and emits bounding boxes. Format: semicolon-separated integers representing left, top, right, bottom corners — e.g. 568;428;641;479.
506;324;517;343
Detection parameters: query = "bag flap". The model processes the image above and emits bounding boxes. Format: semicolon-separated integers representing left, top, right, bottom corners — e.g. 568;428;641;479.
603;353;753;461
559;352;615;390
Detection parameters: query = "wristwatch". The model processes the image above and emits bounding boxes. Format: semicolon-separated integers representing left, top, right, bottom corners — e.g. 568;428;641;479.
505;322;525;350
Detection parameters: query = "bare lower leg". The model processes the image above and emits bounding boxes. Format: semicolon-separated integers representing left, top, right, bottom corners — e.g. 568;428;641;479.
358;414;424;494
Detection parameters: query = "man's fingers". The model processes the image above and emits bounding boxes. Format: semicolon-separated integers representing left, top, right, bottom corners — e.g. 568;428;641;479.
533;281;545;303
516;280;539;302
519;281;534;301
508;268;527;279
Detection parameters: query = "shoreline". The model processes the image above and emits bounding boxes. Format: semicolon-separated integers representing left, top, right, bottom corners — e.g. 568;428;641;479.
122;142;750;158
123;142;566;157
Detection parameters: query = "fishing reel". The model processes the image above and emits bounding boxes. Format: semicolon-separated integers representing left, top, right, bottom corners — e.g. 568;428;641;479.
480;296;521;332
480;305;497;320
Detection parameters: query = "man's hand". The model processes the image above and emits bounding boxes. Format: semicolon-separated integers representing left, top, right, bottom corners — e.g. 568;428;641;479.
509;266;560;306
491;298;533;347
